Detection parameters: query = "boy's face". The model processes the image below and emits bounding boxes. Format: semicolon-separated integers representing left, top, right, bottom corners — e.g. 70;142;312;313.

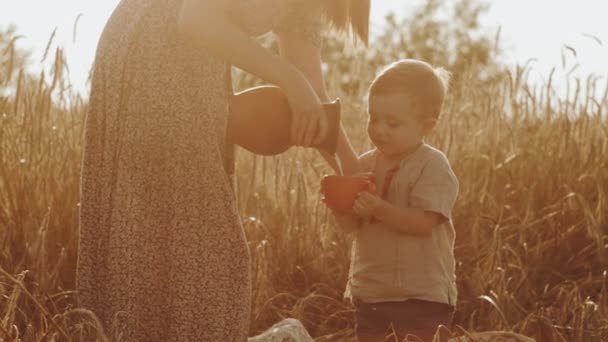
367;92;436;160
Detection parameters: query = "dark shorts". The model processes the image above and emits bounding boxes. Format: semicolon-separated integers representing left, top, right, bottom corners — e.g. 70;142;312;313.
352;298;455;342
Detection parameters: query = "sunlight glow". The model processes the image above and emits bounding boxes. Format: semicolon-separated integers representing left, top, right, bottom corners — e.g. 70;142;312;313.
1;0;606;95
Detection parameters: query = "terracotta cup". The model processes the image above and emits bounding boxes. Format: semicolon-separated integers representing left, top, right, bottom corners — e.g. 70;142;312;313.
321;174;377;213
228;85;341;156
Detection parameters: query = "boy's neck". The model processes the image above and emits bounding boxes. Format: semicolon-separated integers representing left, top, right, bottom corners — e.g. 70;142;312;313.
379;141;424;165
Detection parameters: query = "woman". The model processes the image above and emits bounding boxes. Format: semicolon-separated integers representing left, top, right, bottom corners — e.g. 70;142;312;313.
76;0;369;340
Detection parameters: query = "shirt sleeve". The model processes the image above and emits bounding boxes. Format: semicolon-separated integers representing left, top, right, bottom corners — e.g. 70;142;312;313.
409;153;459;220
273;3;324;47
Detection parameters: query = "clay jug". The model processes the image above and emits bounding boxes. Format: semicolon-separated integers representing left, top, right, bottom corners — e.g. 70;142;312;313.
228;85;340;156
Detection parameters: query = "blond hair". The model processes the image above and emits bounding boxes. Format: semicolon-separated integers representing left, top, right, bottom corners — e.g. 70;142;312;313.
323;0;370;45
368;59;451;119
298;0;370;45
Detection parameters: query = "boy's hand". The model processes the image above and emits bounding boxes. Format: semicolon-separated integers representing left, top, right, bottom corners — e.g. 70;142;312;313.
353;191;384;217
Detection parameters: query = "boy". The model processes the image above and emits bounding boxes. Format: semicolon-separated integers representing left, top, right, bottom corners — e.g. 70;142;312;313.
331;59;459;342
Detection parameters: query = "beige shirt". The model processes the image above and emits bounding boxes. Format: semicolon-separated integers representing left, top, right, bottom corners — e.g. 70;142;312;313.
344;143;459;306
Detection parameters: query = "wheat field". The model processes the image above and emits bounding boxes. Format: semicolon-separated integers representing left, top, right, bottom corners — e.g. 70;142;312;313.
1;28;608;341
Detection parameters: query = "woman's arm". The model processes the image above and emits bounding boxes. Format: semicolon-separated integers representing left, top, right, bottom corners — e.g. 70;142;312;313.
177;0;325;147
277;32;360;175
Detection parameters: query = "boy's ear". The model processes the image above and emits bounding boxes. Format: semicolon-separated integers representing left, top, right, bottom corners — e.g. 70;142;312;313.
422;117;437;133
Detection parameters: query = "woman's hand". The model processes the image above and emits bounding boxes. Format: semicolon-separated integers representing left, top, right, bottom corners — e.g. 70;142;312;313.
283;71;329;147
178;0;329;148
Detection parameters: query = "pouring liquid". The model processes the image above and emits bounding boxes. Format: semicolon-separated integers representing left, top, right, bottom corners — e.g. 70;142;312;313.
333;153;344;176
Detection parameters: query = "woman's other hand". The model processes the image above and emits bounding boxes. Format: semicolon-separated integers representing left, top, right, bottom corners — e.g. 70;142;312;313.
283;72;329;147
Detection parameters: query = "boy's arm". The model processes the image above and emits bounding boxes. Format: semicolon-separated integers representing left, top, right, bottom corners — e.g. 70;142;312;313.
372;200;443;236
354;192;441;236
354;153;458;236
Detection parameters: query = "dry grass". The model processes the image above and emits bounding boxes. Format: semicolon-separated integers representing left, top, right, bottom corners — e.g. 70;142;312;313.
1;35;608;341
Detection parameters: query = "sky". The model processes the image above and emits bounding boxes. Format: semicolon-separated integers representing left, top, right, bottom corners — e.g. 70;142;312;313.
1;0;607;96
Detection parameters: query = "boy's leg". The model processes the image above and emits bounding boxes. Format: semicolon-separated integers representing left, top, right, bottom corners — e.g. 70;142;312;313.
353;299;393;342
386;299;454;342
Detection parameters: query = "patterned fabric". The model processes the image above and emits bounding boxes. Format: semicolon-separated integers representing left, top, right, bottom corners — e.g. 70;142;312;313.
76;0;322;341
